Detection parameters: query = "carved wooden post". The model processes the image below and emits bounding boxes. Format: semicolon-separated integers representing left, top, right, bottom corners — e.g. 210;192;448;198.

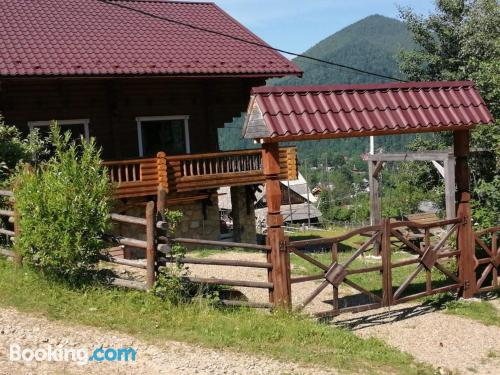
263;143;291;308
454;130;475;298
145;201;156;289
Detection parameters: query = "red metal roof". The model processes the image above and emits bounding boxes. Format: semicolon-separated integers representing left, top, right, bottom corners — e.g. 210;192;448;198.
0;0;301;78
243;81;494;140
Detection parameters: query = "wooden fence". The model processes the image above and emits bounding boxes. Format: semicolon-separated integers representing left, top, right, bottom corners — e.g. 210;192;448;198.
288;217;498;317
157;237;274;308
1;189;498;313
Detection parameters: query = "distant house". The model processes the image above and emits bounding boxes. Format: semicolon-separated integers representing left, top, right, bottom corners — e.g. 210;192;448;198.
219;172;321;235
0;0;301;242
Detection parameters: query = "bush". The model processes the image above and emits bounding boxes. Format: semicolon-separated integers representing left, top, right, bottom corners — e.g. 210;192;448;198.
0;115;46;185
154;210;221;304
14;125;112;282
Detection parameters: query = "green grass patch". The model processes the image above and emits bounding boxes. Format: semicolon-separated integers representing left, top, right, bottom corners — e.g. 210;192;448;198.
425;293;500;327
0;257;433;375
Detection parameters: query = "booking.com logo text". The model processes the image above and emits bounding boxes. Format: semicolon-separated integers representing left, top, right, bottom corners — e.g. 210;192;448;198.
9;343;137;365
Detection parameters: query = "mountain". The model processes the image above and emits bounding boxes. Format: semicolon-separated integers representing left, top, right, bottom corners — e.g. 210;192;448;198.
269;14;414;86
218;15;417;162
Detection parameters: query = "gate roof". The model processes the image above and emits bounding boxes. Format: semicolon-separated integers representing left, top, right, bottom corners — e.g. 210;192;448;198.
242;81;494;142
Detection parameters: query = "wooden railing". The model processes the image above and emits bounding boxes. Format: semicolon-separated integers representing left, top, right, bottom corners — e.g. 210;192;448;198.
104;147;298;199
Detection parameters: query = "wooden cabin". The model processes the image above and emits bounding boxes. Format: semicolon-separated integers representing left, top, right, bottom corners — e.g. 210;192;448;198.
0;0;301;242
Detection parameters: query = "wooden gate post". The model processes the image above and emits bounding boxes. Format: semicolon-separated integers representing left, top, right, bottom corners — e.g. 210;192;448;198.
454;130;476;298
381;218;393;306
145;201;156;289
263;143;291;308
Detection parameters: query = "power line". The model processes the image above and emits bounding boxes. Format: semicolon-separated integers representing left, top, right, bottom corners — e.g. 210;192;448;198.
97;0;408;83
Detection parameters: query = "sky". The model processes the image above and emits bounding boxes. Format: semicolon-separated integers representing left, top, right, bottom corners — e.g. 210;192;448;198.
204;0;436;53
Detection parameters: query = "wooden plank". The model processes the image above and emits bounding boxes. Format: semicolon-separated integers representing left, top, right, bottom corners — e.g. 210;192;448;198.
0;228;15;237
145;201;156;289
0;190;13;197
102;256;147;269
172;238;271;251
290;274;324;283
110;213;147;226
394;283;461;304
110;278;148;291
289;225;382;248
185;276;273;289
218;299;274;309
0;248;15;257
364;152;453;162
0;209;14;217
159;256;272;269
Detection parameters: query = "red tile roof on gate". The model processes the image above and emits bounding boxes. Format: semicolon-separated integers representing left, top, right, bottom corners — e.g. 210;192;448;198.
0;0;301;78
242;81;494;140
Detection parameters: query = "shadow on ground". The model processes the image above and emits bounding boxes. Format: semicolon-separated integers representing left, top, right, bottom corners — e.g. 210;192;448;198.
321;303;438;331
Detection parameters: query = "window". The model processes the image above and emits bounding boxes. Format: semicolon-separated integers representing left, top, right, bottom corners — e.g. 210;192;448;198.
28;119;90;142
136;116;190;157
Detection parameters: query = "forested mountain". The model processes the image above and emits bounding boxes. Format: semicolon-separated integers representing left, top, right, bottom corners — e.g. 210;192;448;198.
218;15;418;163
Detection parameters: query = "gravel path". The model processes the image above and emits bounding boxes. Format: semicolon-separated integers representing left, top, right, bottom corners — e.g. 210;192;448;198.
331;303;500;375
0;307;333;375
110;251;500;374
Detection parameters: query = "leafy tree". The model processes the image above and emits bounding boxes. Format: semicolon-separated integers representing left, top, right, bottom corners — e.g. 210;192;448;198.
14;126;112;283
0;116;46;185
399;0;500;227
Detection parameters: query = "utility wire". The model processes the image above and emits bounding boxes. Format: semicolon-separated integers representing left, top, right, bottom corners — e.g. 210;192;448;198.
97;0;408;83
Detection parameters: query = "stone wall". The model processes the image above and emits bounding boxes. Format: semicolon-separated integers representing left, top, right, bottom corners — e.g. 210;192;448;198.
230;186;257;244
168;194;221;240
111;194;221;258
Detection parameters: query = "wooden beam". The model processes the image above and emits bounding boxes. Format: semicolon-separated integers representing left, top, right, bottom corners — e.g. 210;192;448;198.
454;130;475;298
258;124;476;144
372;161;384;178
368;161;381;255
444;155;456;220
263;143;291;308
364;151;453;162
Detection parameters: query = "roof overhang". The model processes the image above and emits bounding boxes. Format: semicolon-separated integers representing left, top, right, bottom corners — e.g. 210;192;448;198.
242;81;495;143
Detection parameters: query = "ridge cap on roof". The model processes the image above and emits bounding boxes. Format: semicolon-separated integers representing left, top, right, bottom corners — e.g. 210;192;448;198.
251;81;476;95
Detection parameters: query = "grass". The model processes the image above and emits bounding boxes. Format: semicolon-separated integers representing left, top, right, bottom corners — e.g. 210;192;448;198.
425;293;500;327
0;257;434;375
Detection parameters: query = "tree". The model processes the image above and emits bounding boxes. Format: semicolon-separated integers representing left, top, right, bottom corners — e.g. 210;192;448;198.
399;0;500;227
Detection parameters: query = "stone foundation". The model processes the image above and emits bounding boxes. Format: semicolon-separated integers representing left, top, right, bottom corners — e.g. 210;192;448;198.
168;193;220;240
112;194;221;258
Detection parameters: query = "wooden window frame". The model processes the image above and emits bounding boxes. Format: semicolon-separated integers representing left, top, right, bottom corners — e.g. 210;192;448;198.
136;115;191;157
28;119;90;142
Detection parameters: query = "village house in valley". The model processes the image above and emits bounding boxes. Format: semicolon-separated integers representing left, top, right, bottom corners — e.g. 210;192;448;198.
0;0;301;244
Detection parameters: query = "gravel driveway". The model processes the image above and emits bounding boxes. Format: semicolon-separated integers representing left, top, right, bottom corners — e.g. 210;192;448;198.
0;307;333;375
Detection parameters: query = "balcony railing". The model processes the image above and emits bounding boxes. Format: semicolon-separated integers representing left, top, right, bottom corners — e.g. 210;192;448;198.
103;147;298;199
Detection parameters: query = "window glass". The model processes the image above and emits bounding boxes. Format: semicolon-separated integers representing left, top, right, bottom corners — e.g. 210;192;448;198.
141;119;187;156
31;122;87;142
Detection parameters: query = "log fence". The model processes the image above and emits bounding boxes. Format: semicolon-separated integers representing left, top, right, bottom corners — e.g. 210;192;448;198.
1;184;498;312
156;236;275;308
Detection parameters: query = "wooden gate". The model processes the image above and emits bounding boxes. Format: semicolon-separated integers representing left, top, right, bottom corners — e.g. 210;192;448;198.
473;226;499;293
287;217;469;317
